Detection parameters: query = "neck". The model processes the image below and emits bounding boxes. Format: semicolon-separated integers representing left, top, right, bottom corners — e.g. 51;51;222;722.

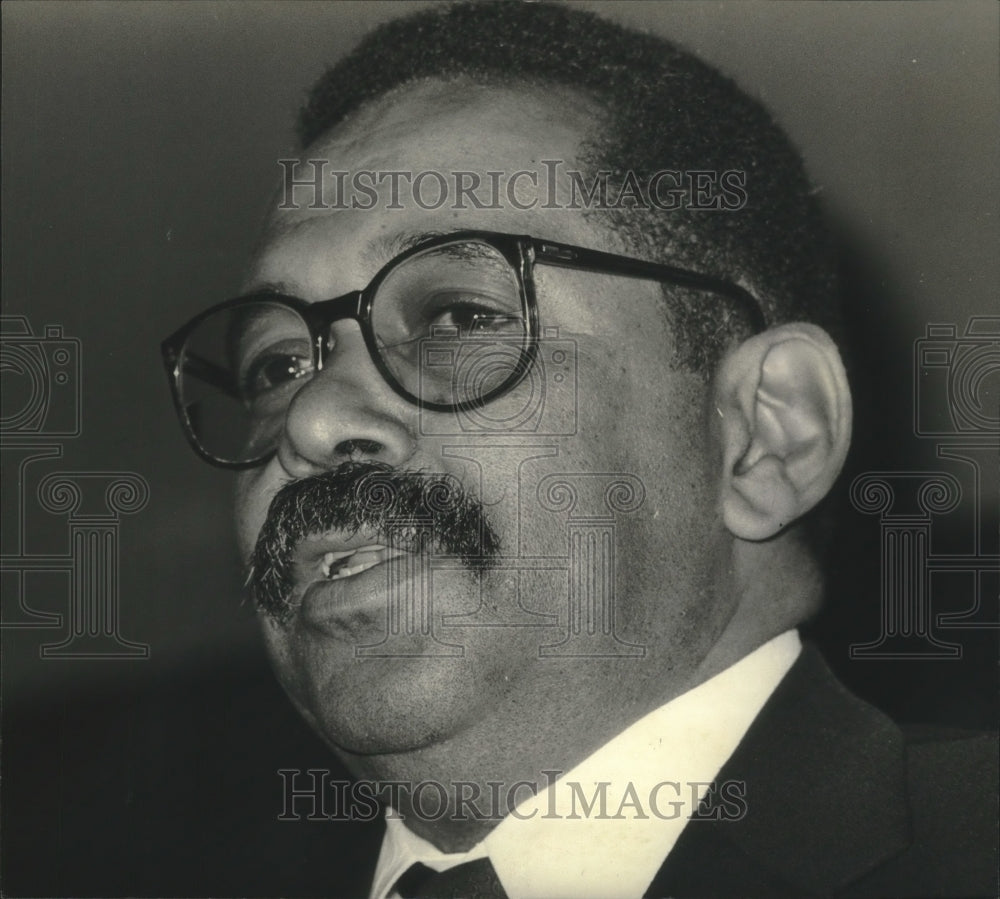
337;631;799;850
333;542;817;852
334;656;688;850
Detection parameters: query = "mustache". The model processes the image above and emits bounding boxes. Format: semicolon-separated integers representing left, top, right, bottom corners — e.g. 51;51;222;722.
248;461;501;623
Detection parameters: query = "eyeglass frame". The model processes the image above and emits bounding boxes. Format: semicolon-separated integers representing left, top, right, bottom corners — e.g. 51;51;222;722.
161;229;767;470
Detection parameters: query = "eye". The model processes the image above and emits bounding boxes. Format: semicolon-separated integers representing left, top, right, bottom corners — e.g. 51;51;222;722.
423;292;524;337
239;340;315;401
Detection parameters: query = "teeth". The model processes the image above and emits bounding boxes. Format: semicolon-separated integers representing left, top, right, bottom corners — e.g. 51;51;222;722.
320;544;406;580
320;549;358;579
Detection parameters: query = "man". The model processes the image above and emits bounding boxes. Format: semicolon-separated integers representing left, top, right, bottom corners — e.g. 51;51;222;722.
161;3;996;896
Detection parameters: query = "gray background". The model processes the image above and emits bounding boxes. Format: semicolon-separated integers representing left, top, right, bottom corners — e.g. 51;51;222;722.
1;3;997;894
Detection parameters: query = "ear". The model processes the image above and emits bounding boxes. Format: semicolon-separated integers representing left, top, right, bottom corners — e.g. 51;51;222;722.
714;323;852;540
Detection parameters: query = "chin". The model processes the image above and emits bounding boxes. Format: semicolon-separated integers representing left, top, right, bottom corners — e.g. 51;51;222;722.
302;654;500;756
258;562;542;756
260;608;517;757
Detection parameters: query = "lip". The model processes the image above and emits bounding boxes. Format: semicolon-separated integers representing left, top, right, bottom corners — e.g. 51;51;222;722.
298;548;424;630
294;531;400;566
292;529;417;583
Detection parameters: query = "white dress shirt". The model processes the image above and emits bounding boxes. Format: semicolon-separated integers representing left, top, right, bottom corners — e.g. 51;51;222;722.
370;629;801;899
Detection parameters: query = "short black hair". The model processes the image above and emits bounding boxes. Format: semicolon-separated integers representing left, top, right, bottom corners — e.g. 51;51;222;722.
298;0;843;373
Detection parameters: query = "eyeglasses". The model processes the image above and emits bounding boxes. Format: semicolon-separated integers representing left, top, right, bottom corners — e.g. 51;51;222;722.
161;230;765;469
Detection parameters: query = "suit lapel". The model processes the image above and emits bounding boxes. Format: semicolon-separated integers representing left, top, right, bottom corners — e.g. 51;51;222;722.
647;645;912;897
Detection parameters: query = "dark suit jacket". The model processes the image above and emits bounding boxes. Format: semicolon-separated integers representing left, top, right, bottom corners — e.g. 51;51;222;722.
645;645;999;898
340;644;997;899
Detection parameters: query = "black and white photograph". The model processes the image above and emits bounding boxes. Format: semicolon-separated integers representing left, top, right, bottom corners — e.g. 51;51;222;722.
2;2;997;897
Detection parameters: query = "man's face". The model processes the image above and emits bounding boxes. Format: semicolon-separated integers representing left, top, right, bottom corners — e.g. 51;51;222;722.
235;81;731;763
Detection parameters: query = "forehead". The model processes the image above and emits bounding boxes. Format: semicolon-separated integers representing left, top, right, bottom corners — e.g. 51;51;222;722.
248;79;613;294
324;78;601;160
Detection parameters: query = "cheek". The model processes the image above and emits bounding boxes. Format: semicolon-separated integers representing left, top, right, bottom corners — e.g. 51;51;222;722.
234;466;279;559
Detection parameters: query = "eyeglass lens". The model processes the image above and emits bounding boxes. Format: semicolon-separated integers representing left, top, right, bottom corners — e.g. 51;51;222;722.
176;239;529;464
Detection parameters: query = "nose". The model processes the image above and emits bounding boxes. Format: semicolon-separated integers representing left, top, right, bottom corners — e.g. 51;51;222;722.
276;320;415;477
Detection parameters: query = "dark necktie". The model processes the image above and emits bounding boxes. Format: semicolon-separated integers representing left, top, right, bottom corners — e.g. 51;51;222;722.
394;858;507;898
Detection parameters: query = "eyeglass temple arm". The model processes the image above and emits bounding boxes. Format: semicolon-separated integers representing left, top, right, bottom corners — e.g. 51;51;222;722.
530;239;767;332
179;352;241;399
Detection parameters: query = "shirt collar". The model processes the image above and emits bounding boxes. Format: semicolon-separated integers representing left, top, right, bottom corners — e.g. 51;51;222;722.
371;630;801;899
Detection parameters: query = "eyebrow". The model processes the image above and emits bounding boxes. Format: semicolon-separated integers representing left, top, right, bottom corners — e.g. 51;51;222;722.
250;279;297;296
248;229;475;301
359;229;451;272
